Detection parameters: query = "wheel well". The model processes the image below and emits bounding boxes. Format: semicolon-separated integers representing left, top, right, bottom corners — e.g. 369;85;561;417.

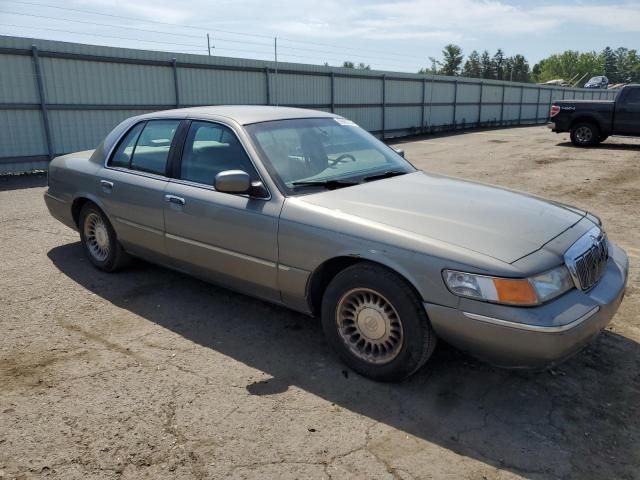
306;256;422;317
71;197;91;227
570;117;599;130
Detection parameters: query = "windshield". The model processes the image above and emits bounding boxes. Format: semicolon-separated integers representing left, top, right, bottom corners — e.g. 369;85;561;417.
245;117;416;194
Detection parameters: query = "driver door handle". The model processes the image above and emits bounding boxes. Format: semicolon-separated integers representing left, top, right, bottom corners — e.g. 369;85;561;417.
165;194;186;206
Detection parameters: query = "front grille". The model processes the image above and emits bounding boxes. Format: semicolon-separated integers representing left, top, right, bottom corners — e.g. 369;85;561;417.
566;229;609;290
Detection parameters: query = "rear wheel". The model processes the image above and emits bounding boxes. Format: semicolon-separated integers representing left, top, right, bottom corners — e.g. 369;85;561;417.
79;203;129;272
321;263;436;382
570;122;600;147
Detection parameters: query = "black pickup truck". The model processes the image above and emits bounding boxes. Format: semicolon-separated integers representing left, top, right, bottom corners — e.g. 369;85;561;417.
548;84;640;147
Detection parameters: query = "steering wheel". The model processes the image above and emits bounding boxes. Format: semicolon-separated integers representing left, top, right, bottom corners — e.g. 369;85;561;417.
329;154;356;167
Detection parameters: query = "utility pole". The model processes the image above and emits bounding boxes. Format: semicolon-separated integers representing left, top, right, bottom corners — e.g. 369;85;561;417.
274;37;279;106
206;33;212;56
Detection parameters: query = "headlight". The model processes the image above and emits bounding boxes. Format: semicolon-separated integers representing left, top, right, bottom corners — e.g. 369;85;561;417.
443;265;574;306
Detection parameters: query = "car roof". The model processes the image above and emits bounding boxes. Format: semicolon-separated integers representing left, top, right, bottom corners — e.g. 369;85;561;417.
140;105;339;125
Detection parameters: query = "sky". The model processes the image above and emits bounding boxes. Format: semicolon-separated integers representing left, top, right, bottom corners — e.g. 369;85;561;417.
0;0;638;73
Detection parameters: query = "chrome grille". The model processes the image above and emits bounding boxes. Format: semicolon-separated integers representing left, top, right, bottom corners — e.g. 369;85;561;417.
564;227;609;291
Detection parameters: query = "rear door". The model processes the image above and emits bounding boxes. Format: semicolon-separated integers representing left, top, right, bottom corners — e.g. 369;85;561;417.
163;120;282;302
98;119;182;256
614;88;640;135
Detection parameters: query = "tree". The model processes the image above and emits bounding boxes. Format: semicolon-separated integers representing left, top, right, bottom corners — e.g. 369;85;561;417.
613;47;640;83
342;61;370;70
492;49;506;80
418;57;439;75
462;50;481;78
601;47;617;81
532;50;602;83
531;59;545;82
480;50;493;79
506;54;530;82
440;44;463;76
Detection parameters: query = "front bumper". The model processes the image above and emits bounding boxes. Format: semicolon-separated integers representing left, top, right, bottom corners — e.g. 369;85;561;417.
424;243;628;368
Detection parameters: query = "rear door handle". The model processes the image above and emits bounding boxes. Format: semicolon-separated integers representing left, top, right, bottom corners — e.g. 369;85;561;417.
165;194;186;206
100;180;114;192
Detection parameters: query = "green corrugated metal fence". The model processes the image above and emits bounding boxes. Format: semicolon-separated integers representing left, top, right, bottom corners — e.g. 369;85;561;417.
0;35;618;174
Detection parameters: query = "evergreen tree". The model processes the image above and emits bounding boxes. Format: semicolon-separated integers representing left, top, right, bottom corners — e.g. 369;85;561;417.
493;49;506;80
462;50;481;78
441;44;464;76
601;47;617;81
480;50;493;79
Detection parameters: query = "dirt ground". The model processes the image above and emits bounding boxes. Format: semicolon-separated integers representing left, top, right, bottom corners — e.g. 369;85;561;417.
1;125;639;480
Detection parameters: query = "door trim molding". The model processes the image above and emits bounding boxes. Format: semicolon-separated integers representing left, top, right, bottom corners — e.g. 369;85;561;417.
165;232;277;268
115;217;164;236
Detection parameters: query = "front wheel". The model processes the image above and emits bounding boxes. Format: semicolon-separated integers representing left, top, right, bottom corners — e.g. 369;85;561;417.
79;203;129;272
321;263;436;382
570;122;600;147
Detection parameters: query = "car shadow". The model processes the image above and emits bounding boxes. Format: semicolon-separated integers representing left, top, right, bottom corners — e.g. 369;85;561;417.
47;242;640;479
556;141;640;151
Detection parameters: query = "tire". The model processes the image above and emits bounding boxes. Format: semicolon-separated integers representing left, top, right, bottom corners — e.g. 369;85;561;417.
321;262;437;382
570;122;600;147
79;202;130;272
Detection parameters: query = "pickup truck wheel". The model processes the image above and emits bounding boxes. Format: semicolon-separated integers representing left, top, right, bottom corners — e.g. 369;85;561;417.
321;263;436;382
570;122;600;147
79;203;129;272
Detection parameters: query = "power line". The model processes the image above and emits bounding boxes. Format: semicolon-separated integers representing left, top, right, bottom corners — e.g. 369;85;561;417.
0;9;424;66
3;0;274;38
0;23;419;71
3;0;425;62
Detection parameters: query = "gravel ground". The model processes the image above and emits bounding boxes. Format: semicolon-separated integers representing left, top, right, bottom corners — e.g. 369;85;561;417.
1;126;639;480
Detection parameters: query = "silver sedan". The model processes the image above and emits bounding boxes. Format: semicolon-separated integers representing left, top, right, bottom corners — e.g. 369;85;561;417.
44;106;628;381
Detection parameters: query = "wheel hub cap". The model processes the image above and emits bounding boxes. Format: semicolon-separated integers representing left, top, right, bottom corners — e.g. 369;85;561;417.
336;288;404;365
84;212;110;262
576;127;592;142
356;308;386;340
94;224;109;249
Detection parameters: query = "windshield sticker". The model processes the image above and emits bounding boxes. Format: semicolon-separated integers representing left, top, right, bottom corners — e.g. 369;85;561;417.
334;117;357;126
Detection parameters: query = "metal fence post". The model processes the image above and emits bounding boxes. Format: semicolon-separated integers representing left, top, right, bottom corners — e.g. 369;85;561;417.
478;82;483;127
536;87;541;123
452;80;458;129
381;74;386;138
517;86;524;125
31;45;54;160
171;58;180;108
330;72;335;113
499;84;506;125
265;67;270;105
421;77;426;132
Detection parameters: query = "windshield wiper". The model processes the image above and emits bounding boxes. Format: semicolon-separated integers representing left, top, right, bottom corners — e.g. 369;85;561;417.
363;170;408;182
291;179;360;190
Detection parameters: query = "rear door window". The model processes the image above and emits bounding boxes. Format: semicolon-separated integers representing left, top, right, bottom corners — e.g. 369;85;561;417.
110;122;144;168
130;120;180;176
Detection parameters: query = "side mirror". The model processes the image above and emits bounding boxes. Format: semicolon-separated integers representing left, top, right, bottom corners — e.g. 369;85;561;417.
393;148;405;158
214;170;251;194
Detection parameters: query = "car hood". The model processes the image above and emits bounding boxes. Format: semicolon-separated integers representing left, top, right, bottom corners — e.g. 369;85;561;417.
297;171;586;263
